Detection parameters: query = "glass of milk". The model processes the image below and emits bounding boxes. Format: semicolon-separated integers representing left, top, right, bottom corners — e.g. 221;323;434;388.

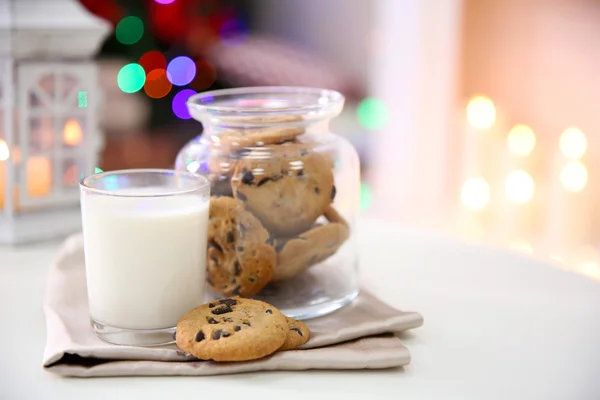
80;169;210;346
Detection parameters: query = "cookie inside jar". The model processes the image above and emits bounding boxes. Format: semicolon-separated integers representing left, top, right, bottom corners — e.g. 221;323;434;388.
180;86;360;319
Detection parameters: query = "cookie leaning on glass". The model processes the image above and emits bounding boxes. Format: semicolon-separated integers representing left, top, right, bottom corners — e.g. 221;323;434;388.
176;297;311;361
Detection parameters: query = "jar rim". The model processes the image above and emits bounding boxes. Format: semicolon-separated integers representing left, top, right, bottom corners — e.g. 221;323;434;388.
186;86;344;122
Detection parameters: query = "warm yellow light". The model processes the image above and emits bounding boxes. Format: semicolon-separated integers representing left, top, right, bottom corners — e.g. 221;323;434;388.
505;170;534;203
0;139;9;161
507;124;536;156
466;96;496;130
560;161;588;192
510;240;534;254
63;119;83;146
559;127;587;159
460;177;490;211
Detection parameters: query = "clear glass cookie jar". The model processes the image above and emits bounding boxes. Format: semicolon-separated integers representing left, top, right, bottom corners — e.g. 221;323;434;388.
175;87;360;319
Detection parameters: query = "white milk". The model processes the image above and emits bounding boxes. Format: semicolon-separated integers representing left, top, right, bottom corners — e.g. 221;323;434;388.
81;188;209;330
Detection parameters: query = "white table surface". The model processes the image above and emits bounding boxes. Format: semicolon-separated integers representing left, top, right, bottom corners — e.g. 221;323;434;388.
1;219;600;400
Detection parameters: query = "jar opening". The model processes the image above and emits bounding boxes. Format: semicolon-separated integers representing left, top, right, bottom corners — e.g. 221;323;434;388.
187;86;345;127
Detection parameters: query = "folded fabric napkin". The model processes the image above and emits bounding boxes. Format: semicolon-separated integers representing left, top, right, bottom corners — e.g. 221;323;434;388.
43;234;423;377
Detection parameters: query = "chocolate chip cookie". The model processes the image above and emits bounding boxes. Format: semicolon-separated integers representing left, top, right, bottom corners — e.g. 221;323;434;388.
219;126;304;147
207;197;276;297
273;221;349;281
279;317;310;351
176;297;289;361
231;143;335;236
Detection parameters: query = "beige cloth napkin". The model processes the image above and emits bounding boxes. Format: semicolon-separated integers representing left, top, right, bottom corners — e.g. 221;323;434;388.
43;234;423;377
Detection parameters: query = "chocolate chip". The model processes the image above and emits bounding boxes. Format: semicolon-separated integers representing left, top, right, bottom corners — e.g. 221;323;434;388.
314;187;320;195
195;331;205;341
233;261;241;276
248;276;257;283
222;331;230;337
207;318;218;324
237;246;244;252
291;327;303;336
300;149;309;156
210;255;219;266
241;169;254;184
234;325;241;332
208;303;216;308
257;177;272;187
243;321;252;326
212;330;223;340
223;317;233;323
218;298;237;307
265;309;273;314
331;185;336;201
209;240;223;253
297;170;304;177
226;231;235;243
236;191;248;202
211;305;233;315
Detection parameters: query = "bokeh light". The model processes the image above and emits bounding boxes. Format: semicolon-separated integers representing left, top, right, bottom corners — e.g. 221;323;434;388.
360;181;373;211
0;139;9;161
219;18;250;47
144;69;172;99
117;63;146;93
507;124;536;156
505;170;534;204
166;56;196;86
466;96;496;130
560;161;588;192
190;60;217;91
154;0;175;4
559;127;587;159
172;89;197;119
115;16;144;45
460;177;490;211
357;98;388;130
138;50;167;74
94;167;104;174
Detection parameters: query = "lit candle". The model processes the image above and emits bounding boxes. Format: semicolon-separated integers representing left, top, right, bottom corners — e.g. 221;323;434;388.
458;96;504;240
491;124;538;241
0;139;8;209
543;127;591;252
0;139;52;210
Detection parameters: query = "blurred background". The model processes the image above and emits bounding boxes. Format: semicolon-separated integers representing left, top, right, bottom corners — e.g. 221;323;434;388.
81;0;600;280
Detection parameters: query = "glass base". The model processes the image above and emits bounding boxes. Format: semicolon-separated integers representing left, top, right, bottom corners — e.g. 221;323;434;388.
207;260;360;320
91;320;176;346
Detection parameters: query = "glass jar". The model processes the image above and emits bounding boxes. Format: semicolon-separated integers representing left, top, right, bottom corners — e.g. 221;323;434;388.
175;87;360;319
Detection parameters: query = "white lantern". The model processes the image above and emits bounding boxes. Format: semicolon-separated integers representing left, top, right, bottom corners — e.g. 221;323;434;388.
0;0;111;244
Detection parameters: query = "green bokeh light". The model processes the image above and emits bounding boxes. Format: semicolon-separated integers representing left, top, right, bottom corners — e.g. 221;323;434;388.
360;181;373;211
117;63;146;93
94;167;103;174
115;16;144;45
357;98;388;130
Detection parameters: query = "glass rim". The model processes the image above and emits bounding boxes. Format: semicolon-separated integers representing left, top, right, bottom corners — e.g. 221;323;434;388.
79;168;210;198
186;86;345;116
